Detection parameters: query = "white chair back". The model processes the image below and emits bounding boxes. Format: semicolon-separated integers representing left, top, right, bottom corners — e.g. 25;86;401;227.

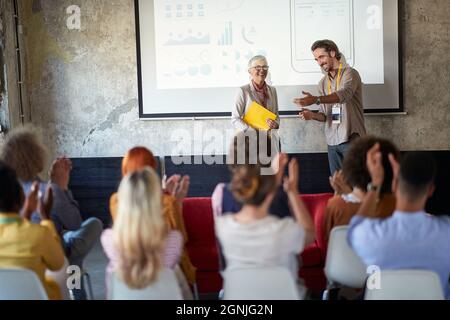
364;270;445;300
0;268;49;300
324;226;367;288
223;267;302;300
109;268;183;300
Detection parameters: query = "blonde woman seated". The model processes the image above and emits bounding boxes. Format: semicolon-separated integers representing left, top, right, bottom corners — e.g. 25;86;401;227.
108;147;196;288
215;134;316;298
0;162;65;300
101;168;191;298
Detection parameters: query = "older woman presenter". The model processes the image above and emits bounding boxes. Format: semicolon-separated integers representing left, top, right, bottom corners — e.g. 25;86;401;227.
231;56;280;132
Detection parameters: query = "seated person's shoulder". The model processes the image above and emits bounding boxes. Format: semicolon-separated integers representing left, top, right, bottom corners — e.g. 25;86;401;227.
433;214;450;228
326;194;359;214
215;214;233;226
327;194;347;207
100;228;113;248
270;216;300;232
109;192;118;205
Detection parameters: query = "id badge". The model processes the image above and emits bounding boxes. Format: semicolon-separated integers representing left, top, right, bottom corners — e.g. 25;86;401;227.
332;105;342;124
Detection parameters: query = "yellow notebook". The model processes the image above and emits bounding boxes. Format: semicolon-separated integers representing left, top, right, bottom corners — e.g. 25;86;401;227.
243;101;277;130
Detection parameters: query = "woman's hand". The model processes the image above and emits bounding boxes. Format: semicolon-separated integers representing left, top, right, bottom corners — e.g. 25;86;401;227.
274;153;289;186
329;170;352;195
266;119;279;130
283;158;300;196
49;157;72;191
366;143;384;187
164;174;181;194
164;174;190;205
21;182;39;220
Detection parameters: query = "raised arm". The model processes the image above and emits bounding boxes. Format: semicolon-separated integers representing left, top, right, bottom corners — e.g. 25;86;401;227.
354;143;383;218
49;158;82;232
283;158;315;246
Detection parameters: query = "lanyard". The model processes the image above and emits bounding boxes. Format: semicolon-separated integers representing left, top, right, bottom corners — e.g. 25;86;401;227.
328;63;343;95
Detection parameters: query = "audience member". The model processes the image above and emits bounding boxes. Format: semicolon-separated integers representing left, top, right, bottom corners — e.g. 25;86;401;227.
102;168;192;297
348;145;450;299
0;127;102;300
323;136;399;244
212;131;290;218
108;147;196;288
0;161;65;300
215;133;316;298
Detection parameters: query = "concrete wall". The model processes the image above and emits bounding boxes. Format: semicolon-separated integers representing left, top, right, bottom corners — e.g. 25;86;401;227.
0;1;7;128
5;0;450;159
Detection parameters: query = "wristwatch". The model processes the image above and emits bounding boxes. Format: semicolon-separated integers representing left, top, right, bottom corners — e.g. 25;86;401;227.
315;97;321;105
367;182;381;192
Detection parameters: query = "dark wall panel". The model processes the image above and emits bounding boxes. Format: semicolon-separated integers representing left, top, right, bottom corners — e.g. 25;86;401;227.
69;151;450;227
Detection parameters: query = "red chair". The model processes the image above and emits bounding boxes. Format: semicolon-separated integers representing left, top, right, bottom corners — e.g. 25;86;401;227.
299;193;334;294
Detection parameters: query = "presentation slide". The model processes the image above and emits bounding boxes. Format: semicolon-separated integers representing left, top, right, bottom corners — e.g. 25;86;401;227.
136;0;401;118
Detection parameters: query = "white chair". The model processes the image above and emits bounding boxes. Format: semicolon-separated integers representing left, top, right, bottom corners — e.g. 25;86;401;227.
108;269;183;300
323;226;367;299
222;267;302;300
364;270;445;300
0;268;49;300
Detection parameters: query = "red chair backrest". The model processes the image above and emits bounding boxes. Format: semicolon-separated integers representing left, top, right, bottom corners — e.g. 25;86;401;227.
300;193;334;257
182;198;216;246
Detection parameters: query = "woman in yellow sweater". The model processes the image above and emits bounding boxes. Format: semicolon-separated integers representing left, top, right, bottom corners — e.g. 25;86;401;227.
0;162;65;300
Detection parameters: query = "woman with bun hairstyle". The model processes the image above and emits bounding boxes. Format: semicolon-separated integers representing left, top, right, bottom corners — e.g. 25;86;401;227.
214;133;316;297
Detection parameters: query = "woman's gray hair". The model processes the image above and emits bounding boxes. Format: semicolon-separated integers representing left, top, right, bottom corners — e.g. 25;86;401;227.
248;55;268;68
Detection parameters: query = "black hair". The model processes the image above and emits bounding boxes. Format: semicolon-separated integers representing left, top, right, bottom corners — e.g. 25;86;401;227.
0;161;24;212
343;136;400;194
398;152;437;201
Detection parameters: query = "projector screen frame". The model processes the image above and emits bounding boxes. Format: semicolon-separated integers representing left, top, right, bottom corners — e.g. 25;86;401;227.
134;0;404;119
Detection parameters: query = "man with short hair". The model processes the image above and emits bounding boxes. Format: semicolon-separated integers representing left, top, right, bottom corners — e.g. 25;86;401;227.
295;39;366;174
348;146;450;299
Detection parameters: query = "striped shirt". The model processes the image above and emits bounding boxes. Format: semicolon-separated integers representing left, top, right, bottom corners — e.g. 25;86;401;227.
101;229;183;277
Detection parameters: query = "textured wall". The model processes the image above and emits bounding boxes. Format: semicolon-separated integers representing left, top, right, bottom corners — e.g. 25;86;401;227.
0;2;7;127
13;0;450;159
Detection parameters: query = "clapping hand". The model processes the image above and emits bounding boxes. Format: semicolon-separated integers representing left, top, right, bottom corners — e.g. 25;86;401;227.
21;182;39;220
38;184;53;221
366;143;384;187
49;157;72;191
164;174;190;204
283;158;300;195
21;182;53;221
274;153;289;186
388;153;400;193
329;170;352;195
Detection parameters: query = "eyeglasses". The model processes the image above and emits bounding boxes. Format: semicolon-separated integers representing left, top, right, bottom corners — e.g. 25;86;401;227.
250;65;269;72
